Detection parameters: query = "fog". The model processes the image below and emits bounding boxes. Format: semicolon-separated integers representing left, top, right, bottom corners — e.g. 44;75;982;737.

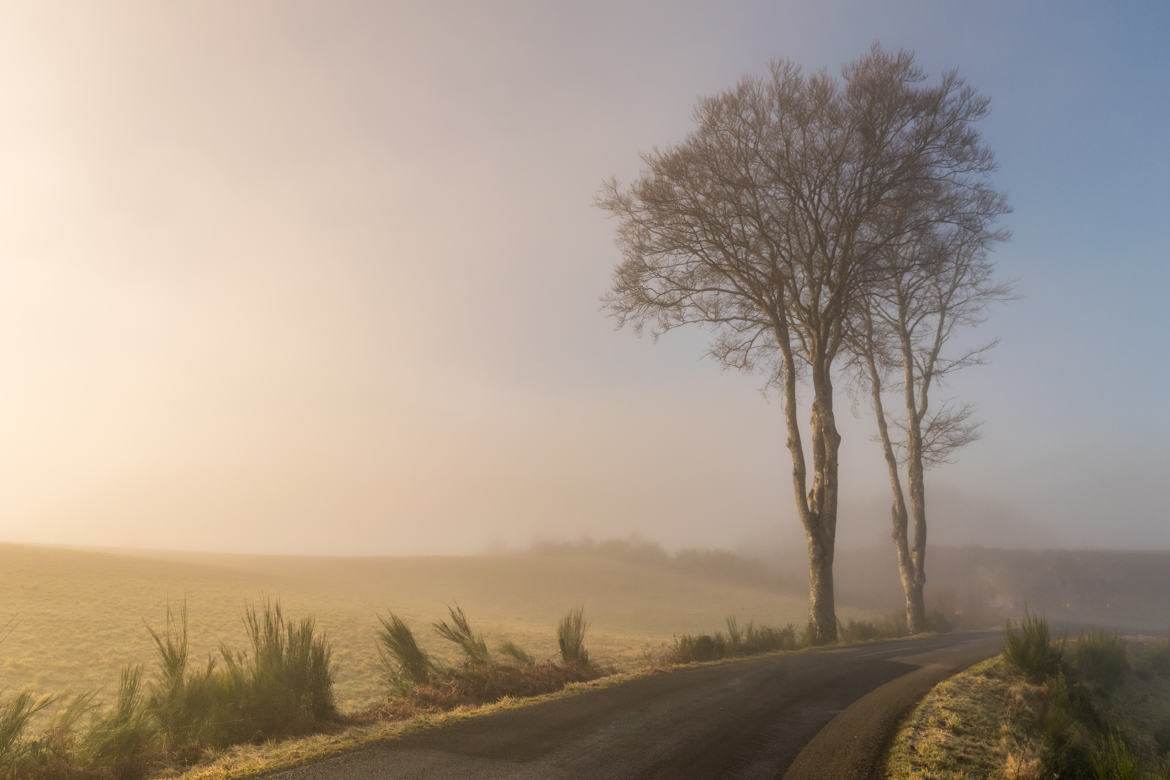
2;1;1167;555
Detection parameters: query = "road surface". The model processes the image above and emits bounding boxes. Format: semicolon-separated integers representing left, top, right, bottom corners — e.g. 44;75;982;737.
271;631;1000;779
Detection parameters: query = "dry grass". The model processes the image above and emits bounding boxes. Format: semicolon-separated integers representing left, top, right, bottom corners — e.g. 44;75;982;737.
886;655;1046;779
167;673;640;779
888;636;1170;779
0;543;836;718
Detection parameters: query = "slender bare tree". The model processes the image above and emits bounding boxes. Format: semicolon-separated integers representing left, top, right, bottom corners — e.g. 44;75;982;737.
601;45;1001;643
856;217;1010;634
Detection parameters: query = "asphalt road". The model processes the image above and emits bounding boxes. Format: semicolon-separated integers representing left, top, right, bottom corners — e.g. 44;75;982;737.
270;631;1000;780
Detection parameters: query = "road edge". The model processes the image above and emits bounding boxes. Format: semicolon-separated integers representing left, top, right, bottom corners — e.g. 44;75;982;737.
781;638;999;780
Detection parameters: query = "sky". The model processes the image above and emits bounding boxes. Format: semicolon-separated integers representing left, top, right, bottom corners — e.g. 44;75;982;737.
1;0;1167;555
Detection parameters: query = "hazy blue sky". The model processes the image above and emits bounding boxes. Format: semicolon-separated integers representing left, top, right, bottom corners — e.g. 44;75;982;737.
2;1;1167;554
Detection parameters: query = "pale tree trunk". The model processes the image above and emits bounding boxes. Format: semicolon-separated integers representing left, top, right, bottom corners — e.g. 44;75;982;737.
864;323;926;634
900;330;928;634
805;354;841;644
777;320;839;644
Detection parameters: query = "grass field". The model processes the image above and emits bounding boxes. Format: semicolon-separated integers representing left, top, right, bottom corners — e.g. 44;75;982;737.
0;542;858;716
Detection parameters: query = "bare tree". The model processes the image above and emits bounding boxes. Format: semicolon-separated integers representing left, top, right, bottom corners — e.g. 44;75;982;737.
856;214;1010;634
601;45;1000;643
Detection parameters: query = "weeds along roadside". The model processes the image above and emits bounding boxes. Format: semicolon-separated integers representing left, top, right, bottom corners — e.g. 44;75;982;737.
888;611;1170;779
0;601;612;778
0;599;335;779
3;600;921;779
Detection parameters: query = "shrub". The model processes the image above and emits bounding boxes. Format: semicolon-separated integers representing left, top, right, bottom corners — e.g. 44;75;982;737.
371;606;603;720
377;613;433;692
1004;610;1064;683
218;600;335;742
557;608;589;665
741;621;796;654
146;603;224;754
1073;630;1129;691
434;605;489;666
670;619;796;664
840;619;881;642
1090;731;1141;780
725;617;743;654
1146;642;1170;678
81;665;155;779
0;690;53;776
673;633;727;664
839;612;908;643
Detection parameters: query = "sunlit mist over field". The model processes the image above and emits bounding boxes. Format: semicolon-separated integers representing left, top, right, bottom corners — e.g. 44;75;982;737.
2;1;1167;777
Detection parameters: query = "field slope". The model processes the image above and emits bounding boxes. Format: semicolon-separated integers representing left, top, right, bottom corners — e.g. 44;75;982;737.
0;543;845;713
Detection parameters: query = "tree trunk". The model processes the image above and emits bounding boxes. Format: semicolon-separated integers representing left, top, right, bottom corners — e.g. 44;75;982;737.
776;320;839;645
905;454;928;634
806;529;837;644
804;355;840;644
905;576;926;634
902;331;928;634
864;332;926;635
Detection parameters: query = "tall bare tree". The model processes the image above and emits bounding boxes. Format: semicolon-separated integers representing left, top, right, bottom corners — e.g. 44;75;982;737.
601;46;1000;643
856;214;1009;634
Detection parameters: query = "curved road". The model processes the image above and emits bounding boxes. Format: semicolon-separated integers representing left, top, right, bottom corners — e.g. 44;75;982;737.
271;631;999;779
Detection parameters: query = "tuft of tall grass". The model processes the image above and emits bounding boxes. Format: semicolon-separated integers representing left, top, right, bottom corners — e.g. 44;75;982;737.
146;602;223;754
221;600;336;741
22;691;96;777
372;605;604;720
377;613;433;692
1;600;337;777
81;665;155;779
433;605;489;666
1003;610;1064;683
1073;630;1130;691
0;690;53;776
557;607;589;665
725;617;743;654
497;640;535;666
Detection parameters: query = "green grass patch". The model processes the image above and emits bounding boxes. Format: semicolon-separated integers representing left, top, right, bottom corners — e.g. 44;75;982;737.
889;621;1170;780
1003;609;1064;683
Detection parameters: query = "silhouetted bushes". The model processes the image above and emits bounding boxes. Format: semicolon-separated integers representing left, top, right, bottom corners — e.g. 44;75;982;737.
669;618;797;664
839;612;909;642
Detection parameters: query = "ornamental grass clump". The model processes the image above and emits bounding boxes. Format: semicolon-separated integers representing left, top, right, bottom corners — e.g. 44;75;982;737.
373;605;603;720
377;613;434;693
434;605;490;667
557;607;589;665
1004;610;1064;683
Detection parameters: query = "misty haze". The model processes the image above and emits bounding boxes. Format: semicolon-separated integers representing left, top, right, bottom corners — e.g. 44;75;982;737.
2;2;1167;778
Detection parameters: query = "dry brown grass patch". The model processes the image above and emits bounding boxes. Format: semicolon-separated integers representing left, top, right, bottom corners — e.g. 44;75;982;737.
364;660;604;720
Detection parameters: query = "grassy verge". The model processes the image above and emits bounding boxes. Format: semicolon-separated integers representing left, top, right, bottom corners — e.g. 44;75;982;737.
2;582;928;779
0;601;337;779
887;619;1170;779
